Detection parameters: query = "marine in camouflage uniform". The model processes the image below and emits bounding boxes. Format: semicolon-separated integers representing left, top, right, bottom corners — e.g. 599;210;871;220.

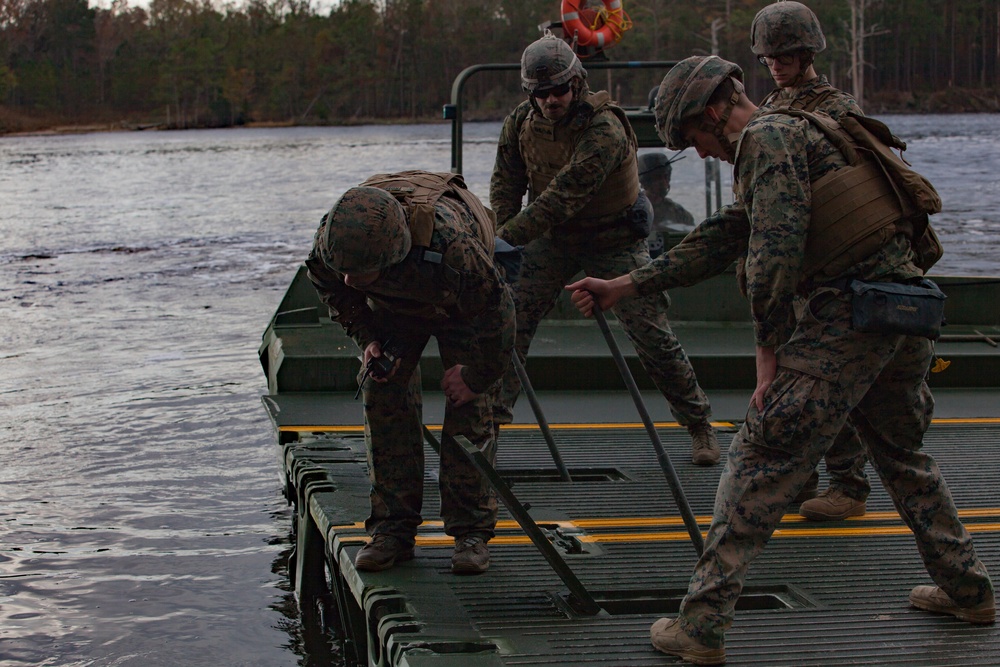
491;32;720;465
754;0;871;518
626;55;994;664
305;172;515;574
637;152;695;259
633;1;873;519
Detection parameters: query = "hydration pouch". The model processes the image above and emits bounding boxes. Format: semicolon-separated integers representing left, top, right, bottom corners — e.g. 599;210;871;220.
849;278;946;340
494;237;524;284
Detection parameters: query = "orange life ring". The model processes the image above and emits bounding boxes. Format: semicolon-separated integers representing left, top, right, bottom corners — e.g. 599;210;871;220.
561;0;633;49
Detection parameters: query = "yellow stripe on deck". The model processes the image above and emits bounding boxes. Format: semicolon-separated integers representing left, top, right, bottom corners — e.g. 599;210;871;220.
332;510;1000;546
286;420;736;433
280;417;1000;433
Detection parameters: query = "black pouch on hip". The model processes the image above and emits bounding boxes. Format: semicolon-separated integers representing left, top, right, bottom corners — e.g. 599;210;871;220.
849;278;947;340
627;190;653;238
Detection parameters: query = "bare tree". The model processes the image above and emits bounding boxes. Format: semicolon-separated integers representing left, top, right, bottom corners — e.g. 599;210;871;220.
844;0;888;108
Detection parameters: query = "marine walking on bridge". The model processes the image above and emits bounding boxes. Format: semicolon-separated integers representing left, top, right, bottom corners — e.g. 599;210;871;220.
568;54;995;665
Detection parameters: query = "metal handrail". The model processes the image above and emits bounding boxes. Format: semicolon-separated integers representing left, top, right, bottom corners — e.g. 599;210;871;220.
445;60;679;174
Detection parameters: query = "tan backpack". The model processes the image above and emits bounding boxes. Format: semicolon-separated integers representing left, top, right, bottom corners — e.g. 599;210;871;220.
777;109;943;273
359;171;496;253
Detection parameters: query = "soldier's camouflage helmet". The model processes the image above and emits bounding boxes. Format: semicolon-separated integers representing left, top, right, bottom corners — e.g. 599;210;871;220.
638;152;673;183
521;31;586;93
751;1;826;56
654;55;744;150
320;186;411;274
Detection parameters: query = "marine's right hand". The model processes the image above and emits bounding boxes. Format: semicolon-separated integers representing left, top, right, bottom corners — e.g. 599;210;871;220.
363;341;400;382
565;275;636;316
751;345;777;411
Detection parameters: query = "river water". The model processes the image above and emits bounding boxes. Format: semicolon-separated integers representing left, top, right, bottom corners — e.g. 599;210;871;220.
0;115;998;667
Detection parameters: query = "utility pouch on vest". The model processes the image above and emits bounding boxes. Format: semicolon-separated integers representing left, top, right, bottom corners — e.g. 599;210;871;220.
849;278;946;340
627;191;653;238
494;237;524;283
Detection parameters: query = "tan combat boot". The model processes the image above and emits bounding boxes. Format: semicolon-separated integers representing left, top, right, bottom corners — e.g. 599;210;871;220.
910;585;996;624
799;487;866;521
451;535;490;574
650;617;726;665
688;420;720;466
354;534;414;572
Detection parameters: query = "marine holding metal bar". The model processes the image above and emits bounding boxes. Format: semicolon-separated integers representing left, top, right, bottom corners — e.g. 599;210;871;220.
490;30;722;466
567;54;995;665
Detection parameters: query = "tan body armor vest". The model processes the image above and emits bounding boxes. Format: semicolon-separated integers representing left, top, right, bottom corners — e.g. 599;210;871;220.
358;171;498;319
751;110;942;281
360;171;496;250
518;91;640;226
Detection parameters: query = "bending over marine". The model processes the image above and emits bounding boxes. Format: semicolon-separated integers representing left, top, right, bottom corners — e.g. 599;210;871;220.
306;171;515;575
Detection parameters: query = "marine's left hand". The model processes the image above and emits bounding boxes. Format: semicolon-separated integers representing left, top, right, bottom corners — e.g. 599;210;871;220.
442;364;478;408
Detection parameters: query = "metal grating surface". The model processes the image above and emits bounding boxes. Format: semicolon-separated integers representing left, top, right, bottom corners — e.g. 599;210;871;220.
291;422;1000;666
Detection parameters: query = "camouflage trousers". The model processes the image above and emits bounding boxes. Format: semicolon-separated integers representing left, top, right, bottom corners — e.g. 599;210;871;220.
678;287;994;648
496;235;711;426
362;317;499;544
790;298;870;500
816;419;870;499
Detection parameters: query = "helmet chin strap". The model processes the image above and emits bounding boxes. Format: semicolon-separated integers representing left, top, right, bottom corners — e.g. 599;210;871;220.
722;132;742;161
703;77;744;162
785;52;816;89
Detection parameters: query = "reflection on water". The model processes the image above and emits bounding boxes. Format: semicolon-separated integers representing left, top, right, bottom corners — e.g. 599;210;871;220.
269;537;341;667
0;116;997;666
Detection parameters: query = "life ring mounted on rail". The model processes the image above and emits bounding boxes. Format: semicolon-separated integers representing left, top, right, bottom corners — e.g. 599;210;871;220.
561;0;633;51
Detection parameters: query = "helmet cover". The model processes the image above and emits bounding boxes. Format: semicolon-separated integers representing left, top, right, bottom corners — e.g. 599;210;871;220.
638;152;673;184
320;186;411;274
751;1;826;55
521;31;586;93
654;55;744;150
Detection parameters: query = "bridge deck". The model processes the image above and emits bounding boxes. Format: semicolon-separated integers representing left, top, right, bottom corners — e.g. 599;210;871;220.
267;392;1000;666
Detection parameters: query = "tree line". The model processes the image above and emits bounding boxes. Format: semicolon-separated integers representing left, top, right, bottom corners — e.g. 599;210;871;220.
1;0;998;133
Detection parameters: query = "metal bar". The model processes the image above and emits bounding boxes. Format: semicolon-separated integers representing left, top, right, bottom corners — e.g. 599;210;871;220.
939;332;1000;346
713;157;723;211
448;61;679;174
704;159;713;219
590;305;706;555
421;425;442;455
511;354;572;482
975;330;999;347
454;435;603;616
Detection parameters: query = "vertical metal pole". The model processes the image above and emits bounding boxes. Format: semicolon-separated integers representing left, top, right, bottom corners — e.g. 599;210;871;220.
511;354;572;482
590;305;705;555
713;158;723;211
421;425;442;455
705;158;715;218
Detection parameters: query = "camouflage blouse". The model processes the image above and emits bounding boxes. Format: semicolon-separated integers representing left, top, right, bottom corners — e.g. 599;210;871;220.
490;98;634;246
306;197;515;393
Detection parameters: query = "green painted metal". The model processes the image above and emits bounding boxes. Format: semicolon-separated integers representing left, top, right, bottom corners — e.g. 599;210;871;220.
262;58;1000;666
259;265;1000;396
